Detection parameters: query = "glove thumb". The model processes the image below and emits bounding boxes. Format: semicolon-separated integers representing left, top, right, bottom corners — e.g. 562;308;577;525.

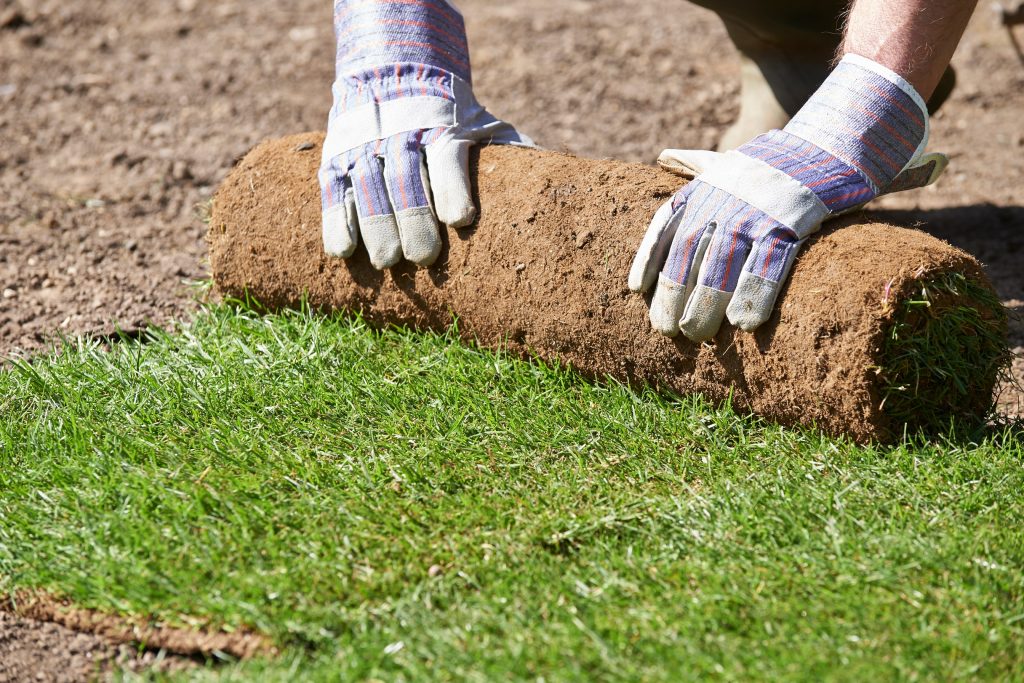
883;152;948;195
657;149;727;179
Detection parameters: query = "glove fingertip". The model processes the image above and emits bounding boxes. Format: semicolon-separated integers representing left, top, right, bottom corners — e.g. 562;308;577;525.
370;249;402;270
726;272;782;332
322;205;357;258
396;207;443;266
361;214;403;270
649;276;688;337
626;270;645;294
436;199;476;229
627;258;655;293
679;285;731;342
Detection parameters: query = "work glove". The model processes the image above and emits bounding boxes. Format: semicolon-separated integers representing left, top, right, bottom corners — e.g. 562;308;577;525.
319;0;533;269
629;54;948;341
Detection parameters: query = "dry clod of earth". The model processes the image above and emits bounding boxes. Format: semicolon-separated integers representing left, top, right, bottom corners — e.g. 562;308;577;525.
209;134;1010;444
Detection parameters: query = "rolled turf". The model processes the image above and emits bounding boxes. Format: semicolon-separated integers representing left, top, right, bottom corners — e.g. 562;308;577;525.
208;133;1009;442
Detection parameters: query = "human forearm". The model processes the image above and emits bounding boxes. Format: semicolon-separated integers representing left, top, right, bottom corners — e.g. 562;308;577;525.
842;0;977;98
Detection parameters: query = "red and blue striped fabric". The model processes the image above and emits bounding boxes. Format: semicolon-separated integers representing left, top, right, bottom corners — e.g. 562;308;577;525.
662;182;800;297
319;0;531;269
333;0;470;81
784;58;926;196
322;64;453;218
737;130;875;213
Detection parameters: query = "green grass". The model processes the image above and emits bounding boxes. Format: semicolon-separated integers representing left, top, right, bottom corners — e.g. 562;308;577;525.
1;305;1022;681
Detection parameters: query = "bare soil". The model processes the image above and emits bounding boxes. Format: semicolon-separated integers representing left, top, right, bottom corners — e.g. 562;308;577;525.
0;589;272;679
0;610;178;683
1;0;1022;677
0;591;271;681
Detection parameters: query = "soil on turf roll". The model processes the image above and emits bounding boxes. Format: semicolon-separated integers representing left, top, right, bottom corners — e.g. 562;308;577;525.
208;133;1008;443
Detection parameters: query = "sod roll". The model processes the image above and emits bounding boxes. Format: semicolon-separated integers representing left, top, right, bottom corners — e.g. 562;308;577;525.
209;133;1009;442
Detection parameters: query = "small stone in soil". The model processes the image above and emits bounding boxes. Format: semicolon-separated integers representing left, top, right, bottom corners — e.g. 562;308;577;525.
171;161;192;181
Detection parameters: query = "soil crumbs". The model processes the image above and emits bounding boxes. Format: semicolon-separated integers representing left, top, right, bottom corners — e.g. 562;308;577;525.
1;0;1022;678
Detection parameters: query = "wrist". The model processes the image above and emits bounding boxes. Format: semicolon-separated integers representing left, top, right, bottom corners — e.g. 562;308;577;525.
332;63;458;109
325;65;463;162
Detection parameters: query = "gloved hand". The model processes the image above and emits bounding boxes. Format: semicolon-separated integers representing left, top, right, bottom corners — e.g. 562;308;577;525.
629;54;948;341
319;0;533;269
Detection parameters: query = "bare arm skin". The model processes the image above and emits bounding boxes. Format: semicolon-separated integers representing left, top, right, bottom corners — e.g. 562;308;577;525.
843;0;978;98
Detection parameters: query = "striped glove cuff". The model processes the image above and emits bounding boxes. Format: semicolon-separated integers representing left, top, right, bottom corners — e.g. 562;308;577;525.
333;0;470;81
738;54;929;218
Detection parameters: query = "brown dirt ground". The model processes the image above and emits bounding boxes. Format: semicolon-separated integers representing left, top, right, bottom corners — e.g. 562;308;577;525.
1;0;1022;677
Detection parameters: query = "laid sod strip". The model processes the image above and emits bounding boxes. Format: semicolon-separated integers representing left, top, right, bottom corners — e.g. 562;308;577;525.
1;307;1023;681
209;134;1011;443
